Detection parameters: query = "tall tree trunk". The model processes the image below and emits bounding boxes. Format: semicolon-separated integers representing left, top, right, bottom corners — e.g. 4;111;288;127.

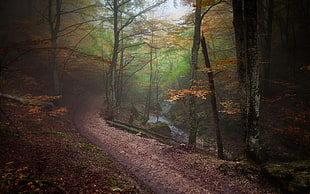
117;47;124;106
111;0;119;109
264;0;274;96
144;42;153;124
48;0;61;95
51;39;60;95
117;13;125;107
233;0;249;143
201;34;224;159
155;53;160;122
233;0;261;162
188;1;202;149
258;0;274;97
244;0;260;162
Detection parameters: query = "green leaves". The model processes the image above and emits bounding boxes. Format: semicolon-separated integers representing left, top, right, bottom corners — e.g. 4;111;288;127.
110;185;123;191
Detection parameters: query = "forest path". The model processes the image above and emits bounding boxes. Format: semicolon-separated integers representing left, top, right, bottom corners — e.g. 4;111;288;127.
72;94;270;194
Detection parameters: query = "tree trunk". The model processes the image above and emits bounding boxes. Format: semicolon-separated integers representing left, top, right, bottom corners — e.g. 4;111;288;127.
258;0;274;97
233;0;249;143
244;0;261;162
144;42;153;124
110;0;119;109
233;0;261;162
264;0;274;96
48;0;61;95
188;2;202;149
201;34;224;159
51;38;60;95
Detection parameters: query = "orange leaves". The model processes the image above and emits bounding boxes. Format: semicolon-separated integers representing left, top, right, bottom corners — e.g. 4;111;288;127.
197;59;236;73
271;126;310;146
300;65;310;70
47;107;67;117
219;100;240;114
214;58;237;66
28;106;42;114
167;87;213;101
193;0;219;8
263;93;296;103
1;161;58;193
197;65;231;73
30;95;61;102
11;94;67;119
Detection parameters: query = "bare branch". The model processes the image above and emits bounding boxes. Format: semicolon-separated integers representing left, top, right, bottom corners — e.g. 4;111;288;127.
60;4;97;15
201;0;223;19
118;0;131;8
119;0;167;32
58;19;101;36
118;42;145;53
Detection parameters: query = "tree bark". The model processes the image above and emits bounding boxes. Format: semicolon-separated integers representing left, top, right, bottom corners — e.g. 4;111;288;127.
188;1;202;149
111;0;119;108
144;34;154;124
48;0;61;95
258;0;274;97
244;0;261;162
233;0;249;143
233;0;261;162
201;34;224;159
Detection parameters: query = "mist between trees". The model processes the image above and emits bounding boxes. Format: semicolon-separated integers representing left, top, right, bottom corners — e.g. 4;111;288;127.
1;0;309;163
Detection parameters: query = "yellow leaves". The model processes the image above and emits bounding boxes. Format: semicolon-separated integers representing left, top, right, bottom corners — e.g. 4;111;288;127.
137;83;150;87
193;0;219;8
219;100;240;114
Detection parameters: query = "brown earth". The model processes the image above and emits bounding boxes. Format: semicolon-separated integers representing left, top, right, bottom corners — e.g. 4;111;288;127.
72;93;280;194
0;96;143;193
0;55;280;193
0;91;281;193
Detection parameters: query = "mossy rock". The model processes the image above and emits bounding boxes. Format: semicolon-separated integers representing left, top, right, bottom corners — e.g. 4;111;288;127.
149;122;171;137
262;160;310;193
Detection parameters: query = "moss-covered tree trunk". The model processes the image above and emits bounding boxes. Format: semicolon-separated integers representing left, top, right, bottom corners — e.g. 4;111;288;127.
244;0;261;162
233;0;261;162
188;1;202;149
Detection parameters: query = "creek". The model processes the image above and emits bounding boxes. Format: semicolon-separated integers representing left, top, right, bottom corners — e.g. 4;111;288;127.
147;102;188;143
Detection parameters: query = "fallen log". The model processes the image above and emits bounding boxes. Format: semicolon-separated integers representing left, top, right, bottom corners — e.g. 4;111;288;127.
0;93;55;108
106;120;179;145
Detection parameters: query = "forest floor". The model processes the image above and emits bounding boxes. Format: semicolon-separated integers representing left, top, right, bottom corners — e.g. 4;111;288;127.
0;94;143;193
72;93;279;193
0;91;280;193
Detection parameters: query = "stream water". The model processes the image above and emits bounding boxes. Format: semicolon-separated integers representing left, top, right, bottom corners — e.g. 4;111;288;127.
147;102;188;143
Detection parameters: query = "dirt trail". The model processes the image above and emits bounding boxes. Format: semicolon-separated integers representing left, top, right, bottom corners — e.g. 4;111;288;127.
73;94;275;194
